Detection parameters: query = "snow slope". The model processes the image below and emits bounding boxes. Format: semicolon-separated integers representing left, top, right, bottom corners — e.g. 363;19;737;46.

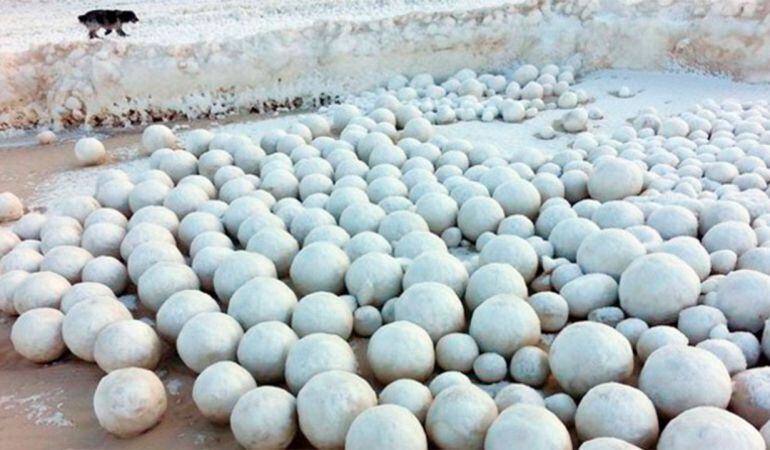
1;0;769;130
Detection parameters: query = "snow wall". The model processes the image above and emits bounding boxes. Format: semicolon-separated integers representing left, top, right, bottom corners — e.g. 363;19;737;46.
1;0;769;130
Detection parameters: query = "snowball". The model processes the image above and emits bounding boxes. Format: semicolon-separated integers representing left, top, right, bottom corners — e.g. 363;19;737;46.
62;299;132;361
469;294;540;358
549;322;634;396
560;273;618;318
155;290;220;342
473;352;508;383
284;333;357;393
297;370;376;449
291;292;353;339
657;407;764;450
93;368;167;437
138;262;199;311
213;251;277;304
346;404;427;450
11;307;66;363
587;158;644;202
379;379;433;423
82;256;128;295
367;321;434;384
696;339;747;375
177;312;243;373
402;250;468;296
12;212;46;240
465;263;528;311
545;392;577;426
94;319;162;372
237;320;297;384
731;368;770;428
426;384;497;450
713;270;770;332
227;277;297;330
636;326;688;362
74;137;106;166
494;383;544;410
192;361;256;424
142;124;176;154
230;386;297;449
37;130;57;145
39;245;92;283
702;221;757;255
12;271;71;313
395;282;465;342
457;196;505;241
415;192;458;233
344;252;402;307
493;180;541;219
485;404;571;450
677;305;727;344
510;346;550;386
290;242;349;295
575;382;659;448
479;235;539;282
127;242;184;284
0;192;23;222
638;345;731;418
577;229;646;279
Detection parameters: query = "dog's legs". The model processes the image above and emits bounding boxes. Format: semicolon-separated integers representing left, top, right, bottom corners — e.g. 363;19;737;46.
117;27;128;37
105;29;113;35
88;30;98;39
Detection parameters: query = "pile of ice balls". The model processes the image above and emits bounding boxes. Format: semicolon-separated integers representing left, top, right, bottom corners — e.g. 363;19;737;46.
1;63;770;449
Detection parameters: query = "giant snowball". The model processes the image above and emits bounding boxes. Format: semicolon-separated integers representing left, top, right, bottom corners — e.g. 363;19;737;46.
395;282;465;342
549;322;634;396
587;158;644;202
290;242;350;295
237;321;298;384
297;370;377;449
469;294;540;358
485;403;570;450
478;235;539;282
367;321;435;384
465;263;528;311
156;290;220;342
284;333;357;393
176;312;244;373
713;270;770;332
345;404;428;450
577;229;646;279
345;252;402;307
11;308;66;363
74;137;107;166
0;192;24;222
426;384;497;450
93;368;167;437
192;361;256;424
657;407;764;450
142;124;176;154
213;251;277;304
230;386;297;450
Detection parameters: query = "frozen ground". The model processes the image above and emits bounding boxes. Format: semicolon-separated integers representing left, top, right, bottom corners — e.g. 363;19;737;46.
2;0;769;130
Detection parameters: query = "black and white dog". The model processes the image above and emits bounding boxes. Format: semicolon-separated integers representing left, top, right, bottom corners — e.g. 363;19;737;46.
78;10;139;39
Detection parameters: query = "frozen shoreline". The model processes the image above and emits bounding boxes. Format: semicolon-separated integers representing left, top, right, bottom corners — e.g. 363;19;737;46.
1;0;769;130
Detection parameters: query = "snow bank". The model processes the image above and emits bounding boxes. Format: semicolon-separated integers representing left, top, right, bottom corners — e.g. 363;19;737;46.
1;0;769;130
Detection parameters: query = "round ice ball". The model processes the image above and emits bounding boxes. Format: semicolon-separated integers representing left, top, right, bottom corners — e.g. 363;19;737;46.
93;319;162;372
730;367;770;428
575;382;659;448
192;361;256;424
587;158;643;202
230;386;297;450
345;404;428;450
142;124;176;154
485;403;571;450
379;379;433;423
657;407;764;450
82;256;128;295
510;346;550;387
290;242;350;295
297;370;377;450
155;290;220;342
93;368;167;437
713;270;770;332
11;307;66;363
74;137;106;166
213;251;277;304
478;235;539;282
284;333;357;393
237;321;297;384
0;192;23;223
549;321;634;396
426;384;498;450
465;263;528;311
138;262;199;312
177;312;243;373
638;345;731;418
435;333;479;373
577;229;646;279
12;270;71;313
345;252;402;307
228;277;297;329
395;282;465;342
62;299;132;362
291;292;353;339
469;294;540;359
367;321;435;384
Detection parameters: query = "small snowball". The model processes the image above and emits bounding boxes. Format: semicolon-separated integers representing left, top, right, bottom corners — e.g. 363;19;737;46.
74;137;107;166
93;368;167;437
192;361;256;424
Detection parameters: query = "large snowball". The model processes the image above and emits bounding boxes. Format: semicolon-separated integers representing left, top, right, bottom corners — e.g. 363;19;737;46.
213;251;277;304
478;235;538;282
237;321;298;384
469;294;540;358
291;292;353;339
93;368;167;437
345;404;428;450
344;252;403;307
192;361;256;424
0;192;24;222
142;124;176;154
11;307;66;363
730;367;770;428
485;403;571;450
426;384;497;450
587;158;644;202
230;386;297;449
177;312;244;373
657;407;764;450
367;321;435;384
156;290;220;342
713;270;770;332
12;271;71;313
402;251;468;297
549;322;634;396
62;299;132;362
93;319;162;372
395;282;465;342
284;333;357;393
74;137;107;166
465;263;528;311
290;242;350;295
577;229;646;279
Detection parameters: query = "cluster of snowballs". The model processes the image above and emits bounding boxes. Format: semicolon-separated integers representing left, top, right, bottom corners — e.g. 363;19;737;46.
2;63;770;449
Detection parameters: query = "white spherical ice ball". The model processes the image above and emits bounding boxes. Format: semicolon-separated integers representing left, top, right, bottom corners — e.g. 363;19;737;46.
345;404;428;450
291;292;353;339
290;242;350;295
142;124;176;154
213;251;277;304
402;250;468;297
344;252;402;307
82;256;128;295
93;367;167;437
228;277;297;329
74;137;107;166
713;270;770;332
155;290;220;342
469;294;540;358
587;158;644;202
379;379;433;423
436;333;479;373
657;407;764;450
577;229;646;279
192;361;256;424
395;282;466;342
730;367;770;428
485;403;571;450
11;307;66;363
510;346;550;386
284;333;357;394
138;262;200;312
93;319;162;372
177;312;244;373
62;299;132;362
0;192;24;222
297;370;377;450
367;321;435;384
549;321;634;396
237;320;298;384
12;271;71;314
230;386;297;450
426;384;497;450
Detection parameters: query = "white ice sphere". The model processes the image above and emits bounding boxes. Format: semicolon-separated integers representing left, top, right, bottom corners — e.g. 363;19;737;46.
377;210;430;244
82;256;128;295
659;117;689;138
93;368;167;437
1;247;42;274
473;352;507;383
177;312;243;373
37;130;57;145
494;383;544;410
59;282;114;314
0;192;23;222
493;180;541;219
344;252;402;307
178;211;223;249
677;305;727;344
12;271;71;313
290;242;350;295
345;404;428;450
657;407;764;450
435;332;479;373
529;292;569;332
74;137;106;166
561;108;589;132
142;124;176;154
619;253;700;325
379;379;433;423
469;294;540;358
575;382;659;448
549;218;600;261
237;321;297;383
353;305;382;337
138;262;199;312
230;386;297;450
636;326;688;362
156;290;220;342
192;361;256;424
228;277;297;329
510;346;550;386
291;292;353;339
213;251;277;304
646;205;698;240
12;212;46;240
395;282;465;342
415;192;458;233
465;263;527;311
62;299;132;361
81;223;125;258
713;270;770;332
545;392;577;426
731;367;770;428
485;403;570;450
393;231;447;260
184;129;214;156
127;242;184;284
702;221;757;255
367;321;435;384
0;270;28;313
297;370;376;449
457;196;505;241
94;319;162;372
40;245;93;283
696;339;746;375
479;235;539;282
119;223;175;260
560;273;618;318
549;321;634;396
587;158;644;202
426;384;497;450
653;236;711;281
284;333;357;393
11;307;65;363
638;345;731;418
577;229;645;279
